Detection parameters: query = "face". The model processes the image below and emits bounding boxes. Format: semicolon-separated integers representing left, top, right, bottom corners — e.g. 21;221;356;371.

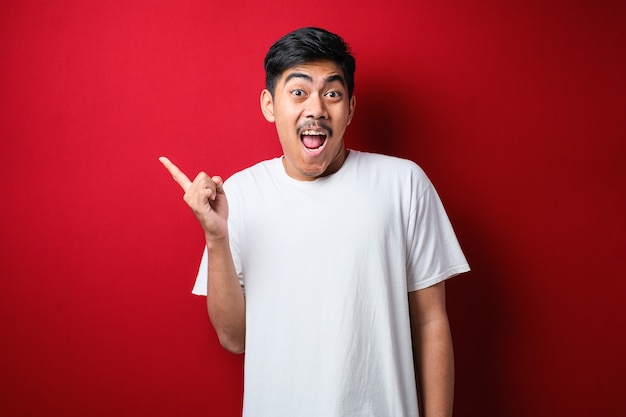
260;60;356;181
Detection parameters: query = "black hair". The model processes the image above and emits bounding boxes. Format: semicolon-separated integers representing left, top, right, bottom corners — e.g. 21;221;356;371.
264;27;356;98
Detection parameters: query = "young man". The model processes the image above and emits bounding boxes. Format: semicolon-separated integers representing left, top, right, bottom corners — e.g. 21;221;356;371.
160;27;469;417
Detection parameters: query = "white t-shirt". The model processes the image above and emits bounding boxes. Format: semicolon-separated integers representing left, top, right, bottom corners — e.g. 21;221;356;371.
194;151;470;417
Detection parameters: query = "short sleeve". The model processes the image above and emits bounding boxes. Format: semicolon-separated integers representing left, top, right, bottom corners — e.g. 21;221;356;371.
406;180;470;292
191;246;209;295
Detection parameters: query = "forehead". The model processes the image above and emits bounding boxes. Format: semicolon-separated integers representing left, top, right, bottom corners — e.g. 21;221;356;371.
278;60;346;85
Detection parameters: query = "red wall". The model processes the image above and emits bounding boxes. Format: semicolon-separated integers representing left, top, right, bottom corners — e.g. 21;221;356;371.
1;1;624;416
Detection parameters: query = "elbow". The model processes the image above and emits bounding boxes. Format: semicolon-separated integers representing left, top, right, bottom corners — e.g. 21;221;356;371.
218;335;245;354
207;303;246;354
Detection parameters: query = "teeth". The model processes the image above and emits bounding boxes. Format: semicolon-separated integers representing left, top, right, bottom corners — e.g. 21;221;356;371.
301;130;326;136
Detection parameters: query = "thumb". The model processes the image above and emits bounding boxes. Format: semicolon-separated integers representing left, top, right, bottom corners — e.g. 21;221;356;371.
212;176;225;194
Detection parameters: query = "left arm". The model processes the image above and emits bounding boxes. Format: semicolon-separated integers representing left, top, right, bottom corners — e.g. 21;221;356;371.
409;281;454;417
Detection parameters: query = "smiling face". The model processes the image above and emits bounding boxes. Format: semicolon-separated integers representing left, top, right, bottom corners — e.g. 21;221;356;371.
260;60;356;181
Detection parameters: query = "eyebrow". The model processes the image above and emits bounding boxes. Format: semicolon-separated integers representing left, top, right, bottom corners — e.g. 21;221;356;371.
284;72;346;87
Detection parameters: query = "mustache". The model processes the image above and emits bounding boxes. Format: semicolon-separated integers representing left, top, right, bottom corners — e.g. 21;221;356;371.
297;121;333;137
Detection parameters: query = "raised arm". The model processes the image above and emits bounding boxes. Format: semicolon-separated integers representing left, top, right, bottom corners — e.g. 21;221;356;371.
409;281;454;417
159;157;246;354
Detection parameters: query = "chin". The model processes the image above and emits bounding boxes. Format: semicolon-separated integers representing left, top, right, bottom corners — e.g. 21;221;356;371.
294;160;330;179
300;166;327;178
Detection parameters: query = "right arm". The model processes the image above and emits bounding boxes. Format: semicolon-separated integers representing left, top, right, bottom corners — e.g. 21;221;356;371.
205;236;245;354
159;157;246;354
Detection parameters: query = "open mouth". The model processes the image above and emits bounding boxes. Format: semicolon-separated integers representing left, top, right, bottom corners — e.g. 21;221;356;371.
300;130;327;151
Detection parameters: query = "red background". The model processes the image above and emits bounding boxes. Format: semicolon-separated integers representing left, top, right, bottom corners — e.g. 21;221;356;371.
1;1;624;416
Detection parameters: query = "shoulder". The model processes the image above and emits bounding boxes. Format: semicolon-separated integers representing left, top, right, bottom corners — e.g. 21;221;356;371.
349;150;430;183
224;158;281;190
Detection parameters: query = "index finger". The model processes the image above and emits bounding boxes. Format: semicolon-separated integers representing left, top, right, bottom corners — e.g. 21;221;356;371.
159;156;192;191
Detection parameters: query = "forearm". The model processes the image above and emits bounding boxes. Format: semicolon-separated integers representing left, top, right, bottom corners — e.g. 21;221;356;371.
414;317;454;417
206;236;246;354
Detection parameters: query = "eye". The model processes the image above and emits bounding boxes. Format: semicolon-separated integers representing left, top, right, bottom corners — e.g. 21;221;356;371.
291;89;305;97
325;90;343;99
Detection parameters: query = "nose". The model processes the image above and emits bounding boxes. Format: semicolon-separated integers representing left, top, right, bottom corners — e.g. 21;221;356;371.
305;94;328;119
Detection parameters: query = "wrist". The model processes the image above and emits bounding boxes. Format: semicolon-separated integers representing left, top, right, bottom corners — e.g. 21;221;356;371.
205;233;229;250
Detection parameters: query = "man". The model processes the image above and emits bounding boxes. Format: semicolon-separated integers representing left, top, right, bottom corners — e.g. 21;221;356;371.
160;27;469;417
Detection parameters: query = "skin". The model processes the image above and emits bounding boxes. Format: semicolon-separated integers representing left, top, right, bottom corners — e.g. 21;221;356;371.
160;59;454;417
260;60;356;181
159;156;245;353
410;282;455;417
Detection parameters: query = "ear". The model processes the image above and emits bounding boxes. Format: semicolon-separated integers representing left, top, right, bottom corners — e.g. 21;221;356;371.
346;94;356;126
260;89;275;122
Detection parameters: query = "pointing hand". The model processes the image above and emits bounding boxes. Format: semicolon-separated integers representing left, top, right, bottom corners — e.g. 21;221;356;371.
159;156;229;241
